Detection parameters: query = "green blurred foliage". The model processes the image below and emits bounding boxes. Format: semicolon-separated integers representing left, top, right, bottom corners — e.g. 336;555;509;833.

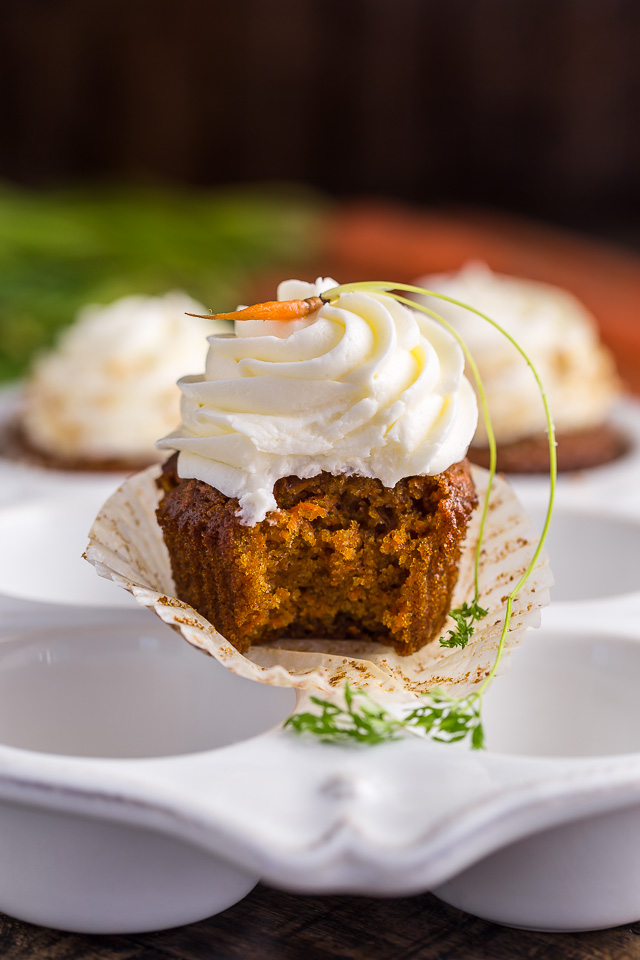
0;184;326;381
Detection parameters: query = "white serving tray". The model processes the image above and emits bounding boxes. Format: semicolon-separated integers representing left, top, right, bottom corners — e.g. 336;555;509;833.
0;395;639;935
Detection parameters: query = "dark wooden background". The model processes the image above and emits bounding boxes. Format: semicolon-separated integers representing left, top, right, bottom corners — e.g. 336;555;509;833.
3;885;640;960
1;0;639;236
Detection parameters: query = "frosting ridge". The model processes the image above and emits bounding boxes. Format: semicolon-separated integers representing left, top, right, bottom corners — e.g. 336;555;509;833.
159;278;477;524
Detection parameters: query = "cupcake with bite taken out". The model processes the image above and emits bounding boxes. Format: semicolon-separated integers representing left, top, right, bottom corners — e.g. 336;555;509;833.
155;278;479;657
12;292;231;472
414;262;624;473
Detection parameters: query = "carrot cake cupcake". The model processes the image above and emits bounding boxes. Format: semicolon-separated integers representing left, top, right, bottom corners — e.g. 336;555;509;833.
156;278;479;656
414;263;624;473
14;292;231;471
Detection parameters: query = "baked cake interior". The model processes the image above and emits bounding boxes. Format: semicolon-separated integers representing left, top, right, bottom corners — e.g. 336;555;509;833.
157;456;476;656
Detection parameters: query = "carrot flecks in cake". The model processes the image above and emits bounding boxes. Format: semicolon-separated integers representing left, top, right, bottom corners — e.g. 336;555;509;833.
156;457;477;656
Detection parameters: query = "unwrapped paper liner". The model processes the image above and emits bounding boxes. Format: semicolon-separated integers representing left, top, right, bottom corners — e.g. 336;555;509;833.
85;464;552;702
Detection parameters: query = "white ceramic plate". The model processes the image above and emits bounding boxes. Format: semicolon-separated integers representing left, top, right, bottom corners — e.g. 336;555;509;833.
0;385;137;607
0;395;638;934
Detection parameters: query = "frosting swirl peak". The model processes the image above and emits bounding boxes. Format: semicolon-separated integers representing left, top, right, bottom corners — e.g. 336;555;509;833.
159;279;477;524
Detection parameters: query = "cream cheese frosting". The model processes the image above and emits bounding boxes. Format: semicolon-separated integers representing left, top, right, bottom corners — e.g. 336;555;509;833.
414;262;621;446
22;292;231;462
159;278;477;525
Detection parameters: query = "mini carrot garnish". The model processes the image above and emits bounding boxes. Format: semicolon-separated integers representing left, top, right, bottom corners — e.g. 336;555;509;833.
186;296;326;323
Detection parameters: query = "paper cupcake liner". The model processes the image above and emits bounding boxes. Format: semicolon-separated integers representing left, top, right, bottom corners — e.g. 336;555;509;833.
85;464;552;701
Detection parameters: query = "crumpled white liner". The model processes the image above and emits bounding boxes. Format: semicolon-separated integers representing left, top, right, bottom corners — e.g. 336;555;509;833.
85;464;552;701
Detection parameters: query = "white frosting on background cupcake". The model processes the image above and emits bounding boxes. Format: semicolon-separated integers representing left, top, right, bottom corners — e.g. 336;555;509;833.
159;278;477;524
22;292;231;462
414;262;621;446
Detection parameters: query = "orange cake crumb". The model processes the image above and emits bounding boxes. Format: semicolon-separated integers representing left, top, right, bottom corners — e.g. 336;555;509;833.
157;455;477;656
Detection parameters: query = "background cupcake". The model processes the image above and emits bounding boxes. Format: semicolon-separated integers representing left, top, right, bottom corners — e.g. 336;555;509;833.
414;262;624;473
15;291;231;472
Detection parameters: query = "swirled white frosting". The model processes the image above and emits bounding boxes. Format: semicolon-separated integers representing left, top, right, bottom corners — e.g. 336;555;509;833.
22;292;231;462
415;263;621;446
159;278;477;525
